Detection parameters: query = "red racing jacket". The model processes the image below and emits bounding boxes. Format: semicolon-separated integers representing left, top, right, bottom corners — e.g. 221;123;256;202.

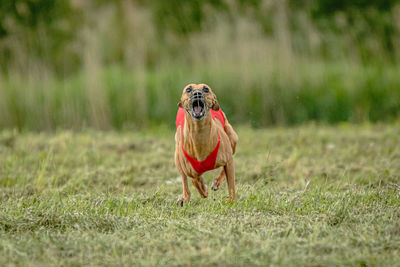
176;107;226;175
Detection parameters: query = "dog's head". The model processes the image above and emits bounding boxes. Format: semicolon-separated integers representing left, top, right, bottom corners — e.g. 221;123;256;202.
178;83;220;120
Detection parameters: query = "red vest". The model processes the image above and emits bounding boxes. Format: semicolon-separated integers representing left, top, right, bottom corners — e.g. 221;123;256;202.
176;108;226;175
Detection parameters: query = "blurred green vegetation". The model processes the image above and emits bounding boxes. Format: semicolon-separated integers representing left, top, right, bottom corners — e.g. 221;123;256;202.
0;0;400;130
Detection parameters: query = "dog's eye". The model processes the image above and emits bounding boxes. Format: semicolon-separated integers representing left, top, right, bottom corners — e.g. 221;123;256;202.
186;87;192;93
203;87;209;93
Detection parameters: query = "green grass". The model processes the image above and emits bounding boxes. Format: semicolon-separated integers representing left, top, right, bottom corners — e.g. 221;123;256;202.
0;124;399;266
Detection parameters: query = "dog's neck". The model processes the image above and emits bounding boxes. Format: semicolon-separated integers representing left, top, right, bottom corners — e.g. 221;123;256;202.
182;110;218;161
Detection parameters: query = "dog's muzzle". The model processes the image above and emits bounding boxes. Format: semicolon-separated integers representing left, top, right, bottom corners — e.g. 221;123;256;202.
190;90;206;120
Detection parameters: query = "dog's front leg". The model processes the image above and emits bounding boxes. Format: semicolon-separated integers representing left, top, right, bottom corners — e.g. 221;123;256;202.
224;159;237;202
177;173;191;206
191;176;208;198
211;169;226;191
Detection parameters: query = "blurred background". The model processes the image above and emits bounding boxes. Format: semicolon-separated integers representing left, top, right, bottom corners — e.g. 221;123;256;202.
0;0;399;131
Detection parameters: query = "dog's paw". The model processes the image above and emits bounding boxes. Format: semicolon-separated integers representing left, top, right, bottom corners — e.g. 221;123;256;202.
176;197;189;207
211;180;219;191
223;195;237;203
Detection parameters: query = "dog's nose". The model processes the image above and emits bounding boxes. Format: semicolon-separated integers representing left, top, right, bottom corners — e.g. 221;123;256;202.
193;91;203;98
192;91;203;99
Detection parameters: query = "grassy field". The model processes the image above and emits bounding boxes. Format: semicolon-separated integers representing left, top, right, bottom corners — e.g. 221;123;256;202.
0;124;399;266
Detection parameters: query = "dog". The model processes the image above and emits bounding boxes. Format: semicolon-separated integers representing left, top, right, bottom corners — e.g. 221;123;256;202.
175;83;238;205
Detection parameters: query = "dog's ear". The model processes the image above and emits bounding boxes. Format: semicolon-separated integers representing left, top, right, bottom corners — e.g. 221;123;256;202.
178;102;184;108
211;93;220;111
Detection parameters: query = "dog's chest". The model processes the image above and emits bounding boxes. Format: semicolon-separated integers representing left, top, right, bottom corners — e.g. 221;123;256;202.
176;108;228;176
179;132;230;177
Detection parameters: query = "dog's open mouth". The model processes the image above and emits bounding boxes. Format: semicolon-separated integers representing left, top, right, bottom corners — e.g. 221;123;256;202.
190;93;206;120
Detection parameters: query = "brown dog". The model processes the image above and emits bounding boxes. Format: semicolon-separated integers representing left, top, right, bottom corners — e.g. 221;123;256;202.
175;83;238;205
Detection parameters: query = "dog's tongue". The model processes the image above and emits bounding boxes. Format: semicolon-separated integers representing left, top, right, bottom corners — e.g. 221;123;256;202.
194;106;202;116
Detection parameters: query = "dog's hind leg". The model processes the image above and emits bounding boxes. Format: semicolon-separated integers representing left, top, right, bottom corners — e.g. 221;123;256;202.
191;176;208;198
224;159;237;202
211;169;226;191
223;116;238;154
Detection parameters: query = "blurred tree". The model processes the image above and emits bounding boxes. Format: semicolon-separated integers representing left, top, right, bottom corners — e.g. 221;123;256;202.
146;0;228;37
0;0;81;73
0;0;400;74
